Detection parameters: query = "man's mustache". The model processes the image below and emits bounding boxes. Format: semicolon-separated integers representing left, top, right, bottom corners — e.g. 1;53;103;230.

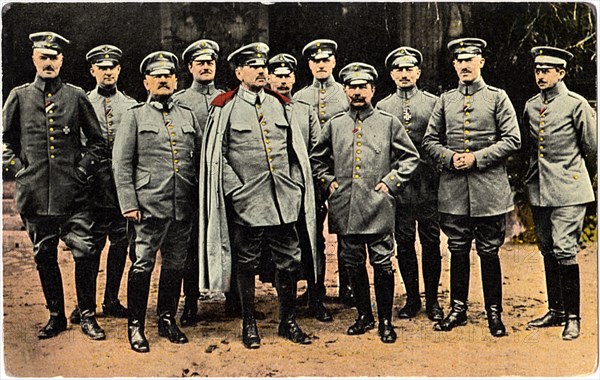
158;83;170;88
201;69;213;74
351;96;366;102
43;66;55;71
460;69;472;74
537;80;547;85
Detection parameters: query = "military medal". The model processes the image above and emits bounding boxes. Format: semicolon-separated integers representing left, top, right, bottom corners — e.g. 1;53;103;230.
62;126;71;134
539;107;546;117
402;108;412;122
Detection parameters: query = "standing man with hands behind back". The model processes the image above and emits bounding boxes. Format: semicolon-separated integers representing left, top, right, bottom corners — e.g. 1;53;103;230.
2;32;106;341
422;38;521;337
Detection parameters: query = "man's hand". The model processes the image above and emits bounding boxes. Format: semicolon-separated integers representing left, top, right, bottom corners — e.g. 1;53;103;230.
375;182;390;194
328;180;339;195
452;153;476;170
123;209;141;223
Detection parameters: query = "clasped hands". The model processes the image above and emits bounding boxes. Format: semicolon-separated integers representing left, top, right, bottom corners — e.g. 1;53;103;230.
452;152;476;171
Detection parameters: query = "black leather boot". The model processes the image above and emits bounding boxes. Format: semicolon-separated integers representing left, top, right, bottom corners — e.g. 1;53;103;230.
180;297;199;327
396;245;421;319
308;279;333;323
75;258;105;340
338;247;355;307
276;271;312;344
238;270;260;349
528;256;565;328
69;306;81;324
434;253;469;332
157;269;188;344
102;240;129;318
127;270;151;353
36;257;67;339
559;264;580;340
347;266;375;335
481;256;506;337
375;268;396;343
423;243;443;322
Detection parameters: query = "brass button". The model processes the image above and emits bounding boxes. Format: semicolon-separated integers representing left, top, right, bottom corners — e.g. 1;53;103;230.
356;149;361;154
355;165;360;171
171;132;175;137
168;124;174;129
10;160;15;165
573;174;579;180
267;148;272;153
540;145;544;150
396;183;401;187
357;134;362;138
540;129;545;134
321;178;325;182
465;148;470;153
48;110;53;114
175;168;179;173
49;127;54;132
47;93;52;97
321;111;325;115
163;112;168;116
174;149;178;154
49;118;54;123
390;175;395;180
50;146;54;150
465;120;470;125
540;121;545;125
465;139;470;143
539;153;544;158
320;104;325;108
172;141;176;146
540;137;544;142
321;119;325;123
265;139;270;144
354;174;359;179
466;95;471;99
405;121;409;125
174;159;179;164
263;129;269;134
355;157;361;162
465;130;470;134
465;112;470;116
357;141;362;147
50;154;55;158
261;121;266;126
49;136;54;141
357;119;362;124
465;103;470;107
320;89;325;94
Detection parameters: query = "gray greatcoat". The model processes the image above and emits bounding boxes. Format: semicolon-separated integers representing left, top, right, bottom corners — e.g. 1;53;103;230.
311;105;420;235
112;98;201;221
377;86;439;204
422;77;521;217
2;76;105;216
198;87;317;291
523;81;596;207
172;81;223;132
293;76;349;126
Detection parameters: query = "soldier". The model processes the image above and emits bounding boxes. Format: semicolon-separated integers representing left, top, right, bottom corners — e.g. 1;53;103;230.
293;38;353;307
2;32;106;340
311;63;420;343
422;38;521;337
69;44;138;324
523;47;596;340
198;42;316;349
172;39;222;327
376;47;443;322
267;53;333;322
113;51;201;352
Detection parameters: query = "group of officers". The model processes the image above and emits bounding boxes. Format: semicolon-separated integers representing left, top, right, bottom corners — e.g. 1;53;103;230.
2;31;596;353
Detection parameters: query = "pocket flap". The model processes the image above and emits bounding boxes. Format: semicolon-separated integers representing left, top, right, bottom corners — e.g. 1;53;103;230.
135;171;151;190
139;124;160;133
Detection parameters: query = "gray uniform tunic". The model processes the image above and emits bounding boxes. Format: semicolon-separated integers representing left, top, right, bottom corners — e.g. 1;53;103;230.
422;77;521;217
172;81;223;132
293;76;349;126
377;86;439;204
113;98;201;221
523;81;596;207
311;105;420;235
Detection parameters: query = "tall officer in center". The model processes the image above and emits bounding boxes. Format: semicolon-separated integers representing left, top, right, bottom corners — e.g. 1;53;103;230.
422;38;521;337
376;47;444;322
113;51;201;352
69;45;138;325
199;42;317;349
293;39;353;307
172;39;223;326
312;63;420;343
267;52;333;322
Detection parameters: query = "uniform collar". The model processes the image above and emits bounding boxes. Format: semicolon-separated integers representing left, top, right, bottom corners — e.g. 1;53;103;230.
396;85;419;99
457;76;485;95
96;84;117;98
312;75;337;89
34;75;62;93
191;80;216;95
348;104;374;121
147;95;175;111
541;81;567;103
237;85;266;105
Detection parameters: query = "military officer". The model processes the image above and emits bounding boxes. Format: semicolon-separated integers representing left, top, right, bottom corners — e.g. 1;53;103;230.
113;51;201;352
523;47;596;340
198;42;317;349
2;32;106;340
422;38;521;337
376;47;443;322
267;52;333;322
311;63;420;343
172;39;222;327
293;38;353;307
69;44;138;324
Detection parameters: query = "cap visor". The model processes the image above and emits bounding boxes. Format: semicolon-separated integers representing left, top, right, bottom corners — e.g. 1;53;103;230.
456;53;478;60
272;67;292;75
94;60;118;67
148;68;172;75
312;52;332;60
35;48;59;56
193;54;214;61
347;79;368;85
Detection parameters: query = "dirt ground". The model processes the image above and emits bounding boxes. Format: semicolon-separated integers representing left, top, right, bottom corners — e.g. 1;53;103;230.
1;229;598;378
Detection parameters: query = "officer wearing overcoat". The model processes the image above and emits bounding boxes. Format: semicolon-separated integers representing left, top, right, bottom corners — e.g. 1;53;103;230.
267;52;333;322
422;38;521;337
523;46;596;340
311;63;420;343
376;46;443;322
198;42;317;349
113;51;201;352
2;32;106;340
69;45;138;324
293;39;353;306
172;39;222;326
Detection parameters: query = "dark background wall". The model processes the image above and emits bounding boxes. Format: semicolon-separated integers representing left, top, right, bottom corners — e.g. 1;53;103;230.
2;2;597;109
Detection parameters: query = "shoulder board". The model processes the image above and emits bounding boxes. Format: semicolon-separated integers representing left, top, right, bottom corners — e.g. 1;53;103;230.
177;102;193;111
295;85;311;95
265;87;291;105
293;98;311;107
525;93;540;104
86;90;92;96
172;89;186;97
486;85;500;92
379;94;394;103
567;91;587;102
445;88;458;95
211;88;238;107
129;102;145;110
422;91;438;99
13;83;31;91
378;109;394;119
329;112;346;123
65;83;84;91
121;92;137;102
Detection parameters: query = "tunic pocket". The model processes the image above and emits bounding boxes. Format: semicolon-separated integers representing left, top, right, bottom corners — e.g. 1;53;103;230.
135;170;151;190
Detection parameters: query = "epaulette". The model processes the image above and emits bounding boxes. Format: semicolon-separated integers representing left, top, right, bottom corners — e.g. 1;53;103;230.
172;89;186;97
121;92;137;102
65;83;84;91
293;98;311;107
445;88;458;95
486;85;500;92
12;83;30;92
265;87;291;105
378;109;395;119
328;112;346;123
378;94;393;103
129;102;145;110
567;91;587;103
177;102;193;111
211;88;238;107
423;91;438;99
525;93;541;105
